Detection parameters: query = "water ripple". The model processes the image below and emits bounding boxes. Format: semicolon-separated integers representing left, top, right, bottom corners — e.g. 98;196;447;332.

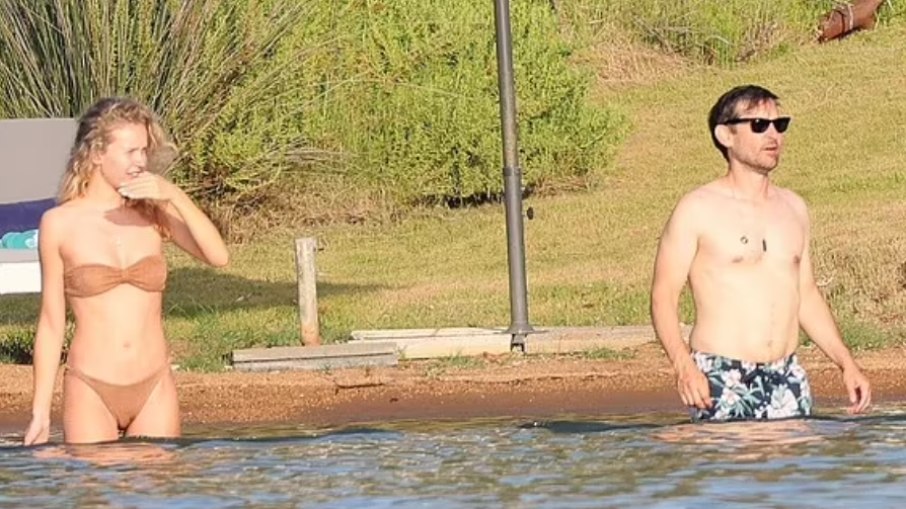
2;408;906;507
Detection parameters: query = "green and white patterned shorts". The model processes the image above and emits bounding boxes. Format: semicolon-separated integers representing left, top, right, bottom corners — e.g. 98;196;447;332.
690;351;813;422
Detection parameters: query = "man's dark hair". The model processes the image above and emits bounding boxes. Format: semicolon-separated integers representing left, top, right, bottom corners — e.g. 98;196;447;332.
708;85;780;160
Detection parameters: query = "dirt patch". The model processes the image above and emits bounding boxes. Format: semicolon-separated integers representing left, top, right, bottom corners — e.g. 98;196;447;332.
2;343;906;437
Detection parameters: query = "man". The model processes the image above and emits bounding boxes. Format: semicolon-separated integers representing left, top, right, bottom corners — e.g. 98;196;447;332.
650;84;871;421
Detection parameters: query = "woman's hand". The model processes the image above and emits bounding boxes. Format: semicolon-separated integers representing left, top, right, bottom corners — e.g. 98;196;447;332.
118;173;179;202
23;415;51;446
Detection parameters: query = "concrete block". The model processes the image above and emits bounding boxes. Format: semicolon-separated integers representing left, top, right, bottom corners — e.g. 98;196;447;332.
232;342;398;372
525;325;691;354
349;328;511;359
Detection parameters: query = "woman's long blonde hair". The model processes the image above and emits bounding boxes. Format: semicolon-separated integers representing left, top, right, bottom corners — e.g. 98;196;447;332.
59;97;176;237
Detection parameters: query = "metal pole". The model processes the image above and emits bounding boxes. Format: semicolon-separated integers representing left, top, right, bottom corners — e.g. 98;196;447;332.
493;0;534;350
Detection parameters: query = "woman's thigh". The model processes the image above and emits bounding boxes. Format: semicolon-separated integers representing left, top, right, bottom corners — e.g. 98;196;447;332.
126;369;180;439
62;373;119;444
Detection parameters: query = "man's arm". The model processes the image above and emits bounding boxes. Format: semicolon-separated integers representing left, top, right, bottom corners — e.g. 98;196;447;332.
650;194;710;409
795;201;871;413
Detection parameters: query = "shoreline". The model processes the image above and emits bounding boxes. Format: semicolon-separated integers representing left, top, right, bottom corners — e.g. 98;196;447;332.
2;344;905;440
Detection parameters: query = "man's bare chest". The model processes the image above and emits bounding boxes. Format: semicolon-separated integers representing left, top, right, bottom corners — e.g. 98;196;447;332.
698;202;804;267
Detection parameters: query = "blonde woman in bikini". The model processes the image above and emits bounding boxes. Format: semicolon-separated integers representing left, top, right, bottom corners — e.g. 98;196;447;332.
23;98;229;445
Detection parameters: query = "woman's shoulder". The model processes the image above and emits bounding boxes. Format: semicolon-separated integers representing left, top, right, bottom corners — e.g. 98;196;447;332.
39;202;83;231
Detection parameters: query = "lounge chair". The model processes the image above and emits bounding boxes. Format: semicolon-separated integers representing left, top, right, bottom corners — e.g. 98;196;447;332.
0;118;77;295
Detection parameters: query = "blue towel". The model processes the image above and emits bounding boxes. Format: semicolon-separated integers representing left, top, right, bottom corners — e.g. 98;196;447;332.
0;229;38;249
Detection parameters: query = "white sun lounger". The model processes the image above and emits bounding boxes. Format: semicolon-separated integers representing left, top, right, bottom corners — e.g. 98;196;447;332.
0;118;77;295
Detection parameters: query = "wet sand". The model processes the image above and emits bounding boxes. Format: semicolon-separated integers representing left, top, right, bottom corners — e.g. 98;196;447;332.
2;343;905;437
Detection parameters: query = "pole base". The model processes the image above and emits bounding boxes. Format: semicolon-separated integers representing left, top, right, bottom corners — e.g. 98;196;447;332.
507;324;536;352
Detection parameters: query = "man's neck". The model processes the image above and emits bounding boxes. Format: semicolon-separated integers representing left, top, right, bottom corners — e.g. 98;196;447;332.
724;168;771;202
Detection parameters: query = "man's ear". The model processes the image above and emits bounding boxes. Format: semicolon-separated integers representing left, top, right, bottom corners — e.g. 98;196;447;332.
714;124;733;151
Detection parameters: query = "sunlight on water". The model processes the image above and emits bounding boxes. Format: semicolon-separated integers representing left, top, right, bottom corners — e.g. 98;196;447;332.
2;407;906;508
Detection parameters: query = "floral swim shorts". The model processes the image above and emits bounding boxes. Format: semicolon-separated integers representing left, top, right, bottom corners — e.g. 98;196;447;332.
690;350;813;422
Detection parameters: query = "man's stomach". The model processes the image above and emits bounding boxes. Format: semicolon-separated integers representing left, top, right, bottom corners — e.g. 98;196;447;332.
689;302;800;363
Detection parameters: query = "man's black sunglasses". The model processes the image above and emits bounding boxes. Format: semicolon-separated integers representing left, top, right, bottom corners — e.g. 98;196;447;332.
723;117;791;134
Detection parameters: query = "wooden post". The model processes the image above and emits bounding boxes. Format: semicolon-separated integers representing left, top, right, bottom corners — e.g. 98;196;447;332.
295;237;321;346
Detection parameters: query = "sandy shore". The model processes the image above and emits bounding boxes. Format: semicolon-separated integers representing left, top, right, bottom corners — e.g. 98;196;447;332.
2;343;905;438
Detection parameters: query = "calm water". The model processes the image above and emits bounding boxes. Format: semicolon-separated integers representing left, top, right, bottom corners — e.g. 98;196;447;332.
2;406;906;508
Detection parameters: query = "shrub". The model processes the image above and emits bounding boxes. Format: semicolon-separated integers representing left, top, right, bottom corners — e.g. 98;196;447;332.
0;0;321;223
297;0;626;205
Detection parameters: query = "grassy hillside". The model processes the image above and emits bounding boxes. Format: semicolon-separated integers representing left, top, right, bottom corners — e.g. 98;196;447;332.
2;23;904;370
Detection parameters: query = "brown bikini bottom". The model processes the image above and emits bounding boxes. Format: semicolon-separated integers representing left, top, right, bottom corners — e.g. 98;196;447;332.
65;363;170;431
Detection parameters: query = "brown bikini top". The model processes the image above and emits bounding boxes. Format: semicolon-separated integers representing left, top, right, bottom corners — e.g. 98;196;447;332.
64;255;167;298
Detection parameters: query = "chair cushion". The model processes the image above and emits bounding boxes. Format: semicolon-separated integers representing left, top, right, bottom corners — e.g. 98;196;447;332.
0;198;55;237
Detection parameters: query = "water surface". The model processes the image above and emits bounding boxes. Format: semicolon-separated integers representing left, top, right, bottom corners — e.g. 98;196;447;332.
2;407;905;508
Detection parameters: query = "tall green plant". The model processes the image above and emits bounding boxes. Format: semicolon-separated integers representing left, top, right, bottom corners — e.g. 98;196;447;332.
0;0;318;212
299;0;626;205
879;0;906;23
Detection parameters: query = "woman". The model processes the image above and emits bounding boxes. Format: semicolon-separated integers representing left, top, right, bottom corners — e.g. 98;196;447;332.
24;98;229;445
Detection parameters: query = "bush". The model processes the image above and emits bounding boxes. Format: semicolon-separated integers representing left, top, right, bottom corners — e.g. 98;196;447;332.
0;0;321;219
297;0;626;205
0;329;34;364
1;0;624;224
880;0;906;23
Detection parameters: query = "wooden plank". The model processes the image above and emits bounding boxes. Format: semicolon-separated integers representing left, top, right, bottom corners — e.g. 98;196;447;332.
394;336;511;360
233;353;398;372
232;342;398;363
350;327;505;341
294;237;321;346
348;325;693;358
232;342;399;372
524;325;691;354
348;329;512;359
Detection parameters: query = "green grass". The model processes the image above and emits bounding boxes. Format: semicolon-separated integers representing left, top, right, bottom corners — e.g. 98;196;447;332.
423;355;487;379
2;24;904;370
581;347;635;361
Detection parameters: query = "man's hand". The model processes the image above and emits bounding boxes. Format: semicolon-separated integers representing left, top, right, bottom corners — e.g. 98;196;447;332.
676;361;712;410
842;365;871;414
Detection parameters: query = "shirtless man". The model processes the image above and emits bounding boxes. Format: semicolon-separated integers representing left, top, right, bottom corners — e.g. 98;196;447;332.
650;84;871;421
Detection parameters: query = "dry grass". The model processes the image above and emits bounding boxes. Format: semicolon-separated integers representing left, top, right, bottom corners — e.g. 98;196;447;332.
572;23;700;95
